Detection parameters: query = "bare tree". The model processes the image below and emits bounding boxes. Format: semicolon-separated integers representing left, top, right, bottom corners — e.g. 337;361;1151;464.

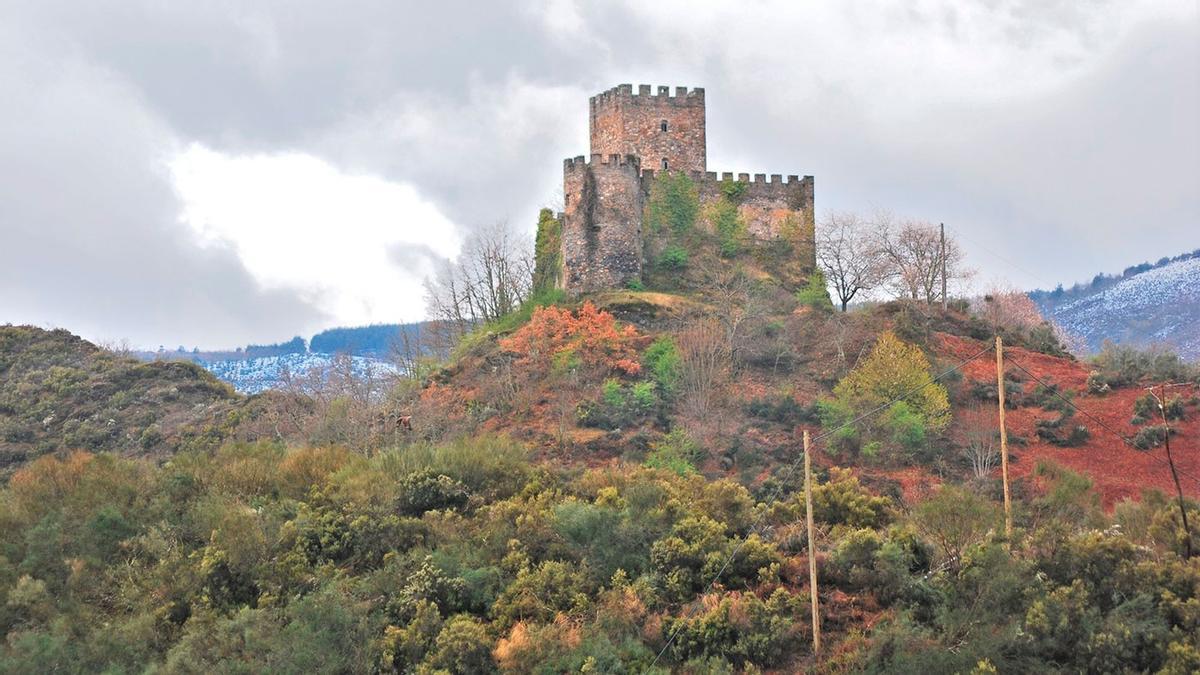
423;222;535;345
817;211;888;311
878;216;971;304
972;284;1045;333
703;266;767;365
677;317;731;418
963;422;1000;481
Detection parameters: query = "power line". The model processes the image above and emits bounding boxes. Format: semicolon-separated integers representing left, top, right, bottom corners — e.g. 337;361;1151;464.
649;342;994;667
1004;356;1200;489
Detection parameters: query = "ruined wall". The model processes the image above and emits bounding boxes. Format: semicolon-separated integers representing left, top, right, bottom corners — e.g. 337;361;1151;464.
641;169;816;269
590;84;706;174
560;154;645;294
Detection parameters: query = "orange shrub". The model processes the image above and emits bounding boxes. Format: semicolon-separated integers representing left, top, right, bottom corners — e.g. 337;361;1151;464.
500;302;641;379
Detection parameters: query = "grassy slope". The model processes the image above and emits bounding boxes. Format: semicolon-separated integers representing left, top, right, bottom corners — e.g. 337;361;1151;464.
0;325;242;475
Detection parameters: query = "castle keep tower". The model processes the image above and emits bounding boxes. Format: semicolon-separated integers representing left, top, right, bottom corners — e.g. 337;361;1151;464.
590;84;706;173
560;85;815;294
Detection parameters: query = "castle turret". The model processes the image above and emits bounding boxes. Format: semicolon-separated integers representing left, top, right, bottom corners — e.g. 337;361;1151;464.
560;154;645;293
590;84;706;174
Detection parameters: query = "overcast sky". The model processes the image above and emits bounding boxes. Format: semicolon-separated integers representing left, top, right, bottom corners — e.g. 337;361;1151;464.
1;0;1196;349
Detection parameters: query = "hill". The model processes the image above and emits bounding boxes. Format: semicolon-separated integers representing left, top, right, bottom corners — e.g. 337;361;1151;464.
0;325;243;475
1033;251;1200;359
2;299;1197;673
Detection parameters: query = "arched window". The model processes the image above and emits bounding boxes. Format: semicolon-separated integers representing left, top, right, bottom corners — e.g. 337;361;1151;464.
660;120;668;132
661;158;668;170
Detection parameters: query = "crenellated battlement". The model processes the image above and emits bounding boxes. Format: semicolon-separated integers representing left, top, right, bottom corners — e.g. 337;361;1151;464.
639;169;811;186
590;84;705;107
563;153;643;173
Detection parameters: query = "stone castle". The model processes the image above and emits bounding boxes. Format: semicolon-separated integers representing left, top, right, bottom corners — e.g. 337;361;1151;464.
559;84;815;294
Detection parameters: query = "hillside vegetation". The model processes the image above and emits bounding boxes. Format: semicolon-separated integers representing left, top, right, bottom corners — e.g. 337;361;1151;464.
0;326;241;476
2;212;1199;670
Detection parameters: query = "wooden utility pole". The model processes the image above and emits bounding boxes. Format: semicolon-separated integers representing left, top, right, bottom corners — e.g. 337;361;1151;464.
940;223;948;311
1154;384;1193;559
804;430;821;653
995;336;1013;540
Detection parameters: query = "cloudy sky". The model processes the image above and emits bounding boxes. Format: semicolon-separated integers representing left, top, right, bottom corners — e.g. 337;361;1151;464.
1;0;1196;349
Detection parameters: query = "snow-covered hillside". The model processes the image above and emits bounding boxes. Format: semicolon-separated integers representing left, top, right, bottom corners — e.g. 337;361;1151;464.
200;353;399;394
1042;257;1200;359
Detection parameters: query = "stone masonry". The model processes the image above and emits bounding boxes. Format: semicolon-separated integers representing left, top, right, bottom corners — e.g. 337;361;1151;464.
560;84;815;294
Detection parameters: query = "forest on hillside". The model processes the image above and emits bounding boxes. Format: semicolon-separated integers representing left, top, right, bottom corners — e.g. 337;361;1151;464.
3;181;1199;673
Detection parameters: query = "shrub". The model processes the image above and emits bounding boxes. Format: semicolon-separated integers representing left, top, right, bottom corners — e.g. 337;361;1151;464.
500;302;642;379
630;381;658;412
650;515;780;600
643;336;681;396
720;179;749;202
424;615;497;673
835;332;950;431
659;589;804;668
578;379;658;430
657;245;689;270
812;468;892;529
883;401;928;457
1131;424;1175;450
795;270;833;312
709;199;746;257
646;171;699;235
1089;342;1197;389
532;208;562;294
816;398;860;456
1132;393;1185;425
745;395;814;426
644;429;702;476
396;470;470;516
492;560;589;627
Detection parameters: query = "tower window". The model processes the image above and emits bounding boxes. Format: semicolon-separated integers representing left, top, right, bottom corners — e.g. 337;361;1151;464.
661;158;668;170
660;120;668;132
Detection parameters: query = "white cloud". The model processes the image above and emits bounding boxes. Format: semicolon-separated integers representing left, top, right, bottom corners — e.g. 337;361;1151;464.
170;144;462;326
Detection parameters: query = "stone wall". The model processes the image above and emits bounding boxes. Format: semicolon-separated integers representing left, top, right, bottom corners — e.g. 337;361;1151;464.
560;154;645;294
641;169;816;268
590;84;706;173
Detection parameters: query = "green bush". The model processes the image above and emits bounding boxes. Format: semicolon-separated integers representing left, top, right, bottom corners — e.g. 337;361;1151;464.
643;336;681;396
796;270;833;311
644;429;702;476
578;379;659;430
710;199;746;257
396;470;470;516
746;395;815;426
659;589;803;668
532;208;562;294
883;401;927;457
1131;424;1175;450
646;171;699;235
657;245;689;270
720;179;749;202
1132;393;1185;425
1089;342;1198;389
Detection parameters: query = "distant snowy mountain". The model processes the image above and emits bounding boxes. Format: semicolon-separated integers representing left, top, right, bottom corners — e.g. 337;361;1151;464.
199;353;399;394
1036;256;1200;359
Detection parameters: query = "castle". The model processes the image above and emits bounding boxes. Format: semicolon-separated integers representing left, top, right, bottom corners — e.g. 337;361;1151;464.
559;84;815;294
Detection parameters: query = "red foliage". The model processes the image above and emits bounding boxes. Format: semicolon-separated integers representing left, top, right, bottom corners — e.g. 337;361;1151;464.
937;332;1200;507
500;302;641;378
